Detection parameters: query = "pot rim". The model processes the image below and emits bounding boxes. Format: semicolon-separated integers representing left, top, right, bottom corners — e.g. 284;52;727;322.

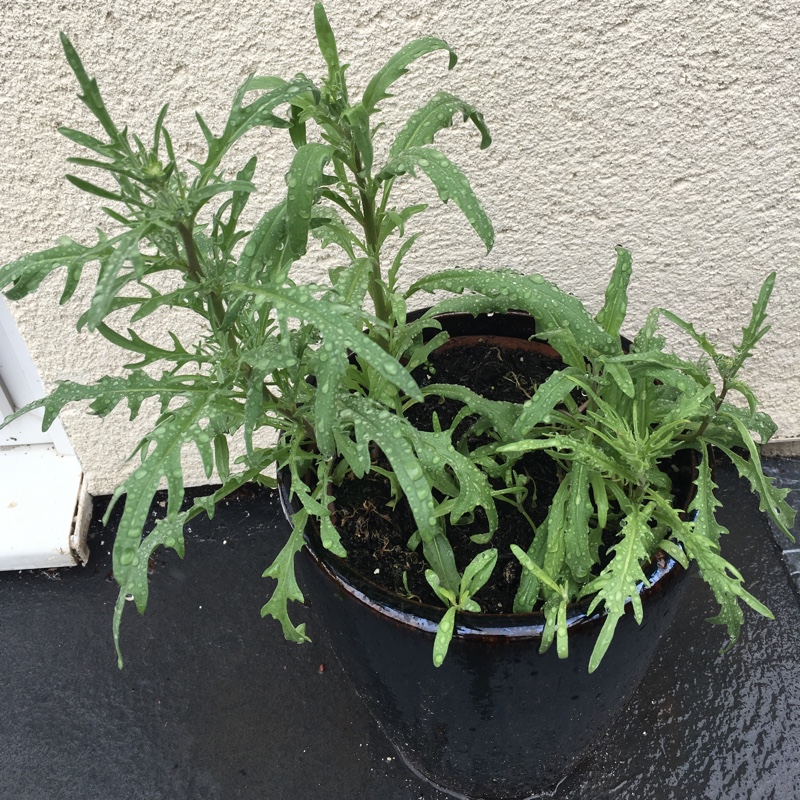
277;471;687;642
279;310;691;643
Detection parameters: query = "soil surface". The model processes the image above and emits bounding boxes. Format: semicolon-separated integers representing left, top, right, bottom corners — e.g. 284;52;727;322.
331;336;565;612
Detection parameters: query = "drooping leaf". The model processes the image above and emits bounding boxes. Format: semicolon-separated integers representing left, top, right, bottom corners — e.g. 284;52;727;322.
362;37;457;114
584;500;656;672
713;415;796;540
391;91;491;155
378;146;493;252
675;442;776;649
110;392;217;601
261;509;312;644
410;269;618;367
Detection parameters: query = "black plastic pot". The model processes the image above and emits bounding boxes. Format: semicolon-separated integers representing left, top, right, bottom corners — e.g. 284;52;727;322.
278;311;690;800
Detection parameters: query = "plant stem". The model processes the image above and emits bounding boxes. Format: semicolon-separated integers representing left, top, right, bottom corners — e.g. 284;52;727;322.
687;382;729;442
178;221;238;352
177;220;279;404
353;152;390;328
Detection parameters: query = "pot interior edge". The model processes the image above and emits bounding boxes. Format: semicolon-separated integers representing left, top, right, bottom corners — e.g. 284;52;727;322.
277;470;685;643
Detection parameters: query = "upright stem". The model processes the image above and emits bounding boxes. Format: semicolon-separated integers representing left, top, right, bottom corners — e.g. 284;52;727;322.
688;383;729;442
178;220;277;403
353;152;390;327
178;222;230;341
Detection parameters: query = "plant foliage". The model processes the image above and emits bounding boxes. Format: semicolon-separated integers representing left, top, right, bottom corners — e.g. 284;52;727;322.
0;5;793;673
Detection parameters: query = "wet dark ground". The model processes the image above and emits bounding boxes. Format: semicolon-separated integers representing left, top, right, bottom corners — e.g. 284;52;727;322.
1;457;799;800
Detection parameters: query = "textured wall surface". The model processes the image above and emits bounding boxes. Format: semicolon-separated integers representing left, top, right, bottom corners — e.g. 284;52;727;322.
1;0;798;493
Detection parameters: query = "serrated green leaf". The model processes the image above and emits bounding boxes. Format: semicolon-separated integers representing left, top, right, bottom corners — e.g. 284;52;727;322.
0;237;113;302
363;37;457;114
261;509;311;644
378;146;493;252
60;33;119;140
511;368;578;438
341;395;437;540
675;443;776;645
500;435;637;484
239;283;421;400
411;270;617;367
604;360;635;398
414;427;498;532
595;246;632;339
327;257;372;308
85;229;146;331
717;402;777;444
585;502;655;672
112;514;184;667
391;91;491;155
237;201;288;284
311;207;360;260
111;393;214;596
660;308;719;362
333;425;370;478
201;74;317;177
731;272;775;375
422;383;521;440
285;143;335;256
714;420;795;540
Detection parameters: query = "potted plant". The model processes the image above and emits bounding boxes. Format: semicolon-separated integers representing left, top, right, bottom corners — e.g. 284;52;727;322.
1;5;794;798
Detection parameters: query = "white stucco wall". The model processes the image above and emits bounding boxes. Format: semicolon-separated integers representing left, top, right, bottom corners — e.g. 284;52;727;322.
1;0;798;494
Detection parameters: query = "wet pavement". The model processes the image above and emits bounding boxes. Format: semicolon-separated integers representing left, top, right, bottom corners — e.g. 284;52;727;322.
1;457;799;800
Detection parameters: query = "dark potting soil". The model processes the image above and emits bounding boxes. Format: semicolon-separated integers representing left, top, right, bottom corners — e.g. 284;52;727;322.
330;336;564;612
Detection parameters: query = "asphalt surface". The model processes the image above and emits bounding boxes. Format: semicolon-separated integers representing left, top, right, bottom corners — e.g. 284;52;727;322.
1;457;799;800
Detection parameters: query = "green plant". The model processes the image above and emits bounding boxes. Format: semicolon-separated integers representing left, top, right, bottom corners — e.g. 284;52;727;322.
0;5;794;675
0;4;495;667
409;249;795;669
